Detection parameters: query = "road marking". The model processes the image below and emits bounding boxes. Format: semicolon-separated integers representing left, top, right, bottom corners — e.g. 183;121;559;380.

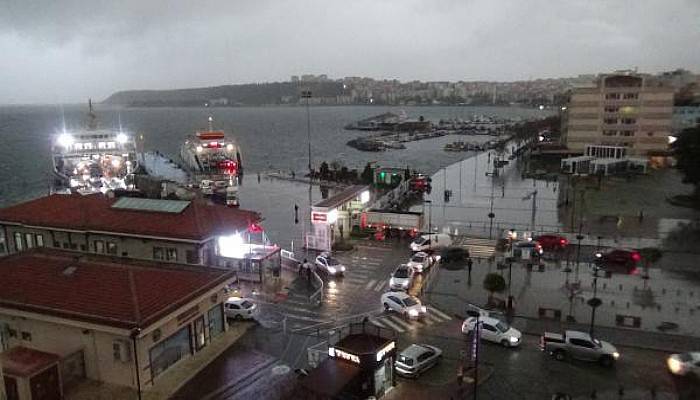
365;279;377;290
386;315;414;331
427;306;451;320
379;316;406;332
284;314;329;323
374;280;386;291
369;317;387;328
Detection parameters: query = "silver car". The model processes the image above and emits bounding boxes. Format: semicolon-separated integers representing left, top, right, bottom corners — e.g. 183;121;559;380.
395;344;442;377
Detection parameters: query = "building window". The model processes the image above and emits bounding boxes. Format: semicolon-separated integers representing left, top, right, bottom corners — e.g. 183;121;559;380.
620;131;635;137
14;232;23;252
208;304;225;339
36;234;44;247
94;240;105;253
603;130;617;136
605;93;621;100
106;242;117;255
53;241;60;247
604;106;619;113
623;93;638;100
603;118;617;125
166;248;178;262
149;326;191;379
153;247;164;260
24;233;34;249
186;250;201;264
21;331;32;341
63;242;70;249
621;118;636;124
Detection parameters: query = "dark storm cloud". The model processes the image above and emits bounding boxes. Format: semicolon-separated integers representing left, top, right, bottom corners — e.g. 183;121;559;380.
1;0;699;103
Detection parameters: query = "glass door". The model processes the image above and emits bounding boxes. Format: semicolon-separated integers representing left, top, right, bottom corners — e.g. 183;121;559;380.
194;316;206;351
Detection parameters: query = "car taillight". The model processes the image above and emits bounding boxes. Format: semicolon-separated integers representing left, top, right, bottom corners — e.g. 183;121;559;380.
560;239;567;245
631;252;641;262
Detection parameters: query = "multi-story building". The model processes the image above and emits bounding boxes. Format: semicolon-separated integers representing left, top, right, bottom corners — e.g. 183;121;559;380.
562;71;675;157
672;106;700;133
0;248;235;399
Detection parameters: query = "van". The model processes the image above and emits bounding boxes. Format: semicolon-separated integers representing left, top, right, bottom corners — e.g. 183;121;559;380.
409;233;452;252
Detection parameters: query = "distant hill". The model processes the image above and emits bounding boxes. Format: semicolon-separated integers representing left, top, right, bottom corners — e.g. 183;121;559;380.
103;81;344;107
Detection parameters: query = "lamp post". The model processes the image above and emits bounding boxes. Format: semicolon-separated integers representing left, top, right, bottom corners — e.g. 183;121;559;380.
301;90;313;252
588;268;602;336
424;199;432;252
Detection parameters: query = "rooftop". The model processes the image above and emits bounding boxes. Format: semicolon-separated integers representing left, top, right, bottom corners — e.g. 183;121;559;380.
314;185;368;209
0;249;235;330
1;346;60;378
0;194;260;242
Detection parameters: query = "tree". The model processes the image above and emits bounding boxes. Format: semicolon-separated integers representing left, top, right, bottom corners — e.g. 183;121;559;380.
483;273;506;300
319;162;330;181
639;247;663;285
673;126;700;198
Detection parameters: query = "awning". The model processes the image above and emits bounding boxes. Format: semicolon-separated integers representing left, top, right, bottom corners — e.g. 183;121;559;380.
1;346;60;378
301;358;362;397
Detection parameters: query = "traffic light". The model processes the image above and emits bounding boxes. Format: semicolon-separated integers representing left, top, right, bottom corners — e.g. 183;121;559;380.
444;189;452;203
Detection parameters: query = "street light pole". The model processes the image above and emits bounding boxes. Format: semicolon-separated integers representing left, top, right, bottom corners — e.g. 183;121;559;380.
588;268;601;336
301;90;313;251
425;199;432;252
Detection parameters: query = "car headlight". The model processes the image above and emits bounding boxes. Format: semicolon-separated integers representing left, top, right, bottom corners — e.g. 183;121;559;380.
390;278;396;285
408;309;419;317
421;306;427;313
340;266;346;271
509;336;519;343
667;358;682;374
401;281;409;287
612;352;620;360
327;267;336;273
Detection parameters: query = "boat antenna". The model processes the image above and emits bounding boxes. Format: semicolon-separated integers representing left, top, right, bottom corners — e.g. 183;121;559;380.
208;115;214;132
87;98;97;130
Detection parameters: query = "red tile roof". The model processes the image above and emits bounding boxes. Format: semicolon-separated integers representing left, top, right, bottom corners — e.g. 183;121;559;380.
0;194;261;241
0;249;235;330
1;346;60;378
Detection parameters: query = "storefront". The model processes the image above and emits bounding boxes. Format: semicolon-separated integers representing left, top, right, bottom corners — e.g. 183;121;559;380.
308;185;371;252
215;223;282;282
300;323;396;399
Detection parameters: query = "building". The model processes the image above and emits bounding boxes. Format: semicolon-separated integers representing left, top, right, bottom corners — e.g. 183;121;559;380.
672;106;700;133
308;186;370;252
0;249;236;399
0;195;280;282
562;71;674;157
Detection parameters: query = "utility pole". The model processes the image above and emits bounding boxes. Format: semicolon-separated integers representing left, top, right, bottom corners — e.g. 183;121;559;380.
301;90;313;251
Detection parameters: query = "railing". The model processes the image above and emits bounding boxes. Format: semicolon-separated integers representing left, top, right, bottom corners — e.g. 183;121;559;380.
309;269;323;306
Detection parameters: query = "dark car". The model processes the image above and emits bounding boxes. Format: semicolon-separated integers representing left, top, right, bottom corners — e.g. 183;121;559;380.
594;248;641;268
534;234;569;251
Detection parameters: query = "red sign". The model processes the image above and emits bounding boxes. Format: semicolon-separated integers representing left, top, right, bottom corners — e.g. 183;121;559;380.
312;212;327;223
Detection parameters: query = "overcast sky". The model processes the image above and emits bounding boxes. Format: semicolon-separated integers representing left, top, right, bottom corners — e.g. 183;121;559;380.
1;0;699;104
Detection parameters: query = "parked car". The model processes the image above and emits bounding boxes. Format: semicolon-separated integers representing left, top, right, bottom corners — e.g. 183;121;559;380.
395;344;442;377
511;240;543;259
224;297;257;320
667;352;700;377
315;253;346;276
406;251;434;273
534;234;569;251
540;330;620;367
594;248;641;268
390;264;415;290
461;316;522;347
410;233;452;253
465;303;504;319
381;291;427;320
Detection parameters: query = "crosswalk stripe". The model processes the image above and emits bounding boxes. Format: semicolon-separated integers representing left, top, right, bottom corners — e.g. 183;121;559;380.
425;313;445;324
374;281;386;291
387;315;415;331
369;317;387;328
365;279;377;290
378;316;405;332
427;306;451;320
344;276;367;283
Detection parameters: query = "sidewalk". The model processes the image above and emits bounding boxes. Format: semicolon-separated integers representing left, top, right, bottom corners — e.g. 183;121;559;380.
384;365;494;400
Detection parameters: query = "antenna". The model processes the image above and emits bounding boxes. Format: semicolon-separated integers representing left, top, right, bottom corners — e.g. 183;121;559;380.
87;98;97;130
208;116;214;131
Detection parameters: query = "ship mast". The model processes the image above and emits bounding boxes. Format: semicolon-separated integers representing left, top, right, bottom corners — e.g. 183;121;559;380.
87;98;98;130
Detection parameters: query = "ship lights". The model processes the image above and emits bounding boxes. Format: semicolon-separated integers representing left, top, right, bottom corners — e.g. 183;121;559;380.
111;159;121;168
196;145;204;153
57;133;74;148
218;233;247;259
116;133;128;144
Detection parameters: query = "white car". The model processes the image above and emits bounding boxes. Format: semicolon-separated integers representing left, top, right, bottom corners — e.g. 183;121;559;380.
315;254;346;276
461;316;522;347
406;252;433;273
389;264;415;290
667;352;700;377
224;297;257;320
381;291;427;320
409;233;452;253
395;344;442;378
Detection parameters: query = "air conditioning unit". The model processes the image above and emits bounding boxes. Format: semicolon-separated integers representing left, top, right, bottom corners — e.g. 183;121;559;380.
113;340;132;362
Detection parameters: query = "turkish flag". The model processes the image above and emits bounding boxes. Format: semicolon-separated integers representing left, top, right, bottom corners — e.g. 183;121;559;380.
248;222;264;233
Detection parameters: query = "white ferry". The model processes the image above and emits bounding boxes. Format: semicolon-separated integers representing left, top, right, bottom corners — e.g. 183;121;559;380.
180;117;242;206
51;101;139;194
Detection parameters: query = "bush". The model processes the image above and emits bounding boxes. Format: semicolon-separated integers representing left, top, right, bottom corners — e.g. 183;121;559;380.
483;273;506;298
440;246;469;265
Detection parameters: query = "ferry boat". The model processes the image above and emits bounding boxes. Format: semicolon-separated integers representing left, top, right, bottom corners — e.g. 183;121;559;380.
180;117;242;206
51;101;139;194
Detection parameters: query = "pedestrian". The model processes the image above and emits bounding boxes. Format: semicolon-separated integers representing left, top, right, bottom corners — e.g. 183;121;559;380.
298;259;305;276
467;258;473;274
638;209;644;222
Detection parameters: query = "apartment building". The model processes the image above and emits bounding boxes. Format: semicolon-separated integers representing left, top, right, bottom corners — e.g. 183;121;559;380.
562;71;674;157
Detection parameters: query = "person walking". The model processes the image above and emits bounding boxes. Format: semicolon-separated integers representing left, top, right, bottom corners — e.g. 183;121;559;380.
467;258;473;274
298;259;305;276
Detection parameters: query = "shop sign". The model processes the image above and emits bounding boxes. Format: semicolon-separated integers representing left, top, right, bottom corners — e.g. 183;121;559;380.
328;347;360;364
311;212;328;224
376;341;395;362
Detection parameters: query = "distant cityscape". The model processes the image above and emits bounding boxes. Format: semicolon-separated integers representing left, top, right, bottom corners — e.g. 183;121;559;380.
104;69;700;109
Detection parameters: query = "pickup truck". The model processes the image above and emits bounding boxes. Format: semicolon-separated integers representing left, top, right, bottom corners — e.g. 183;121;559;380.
540;330;620;367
